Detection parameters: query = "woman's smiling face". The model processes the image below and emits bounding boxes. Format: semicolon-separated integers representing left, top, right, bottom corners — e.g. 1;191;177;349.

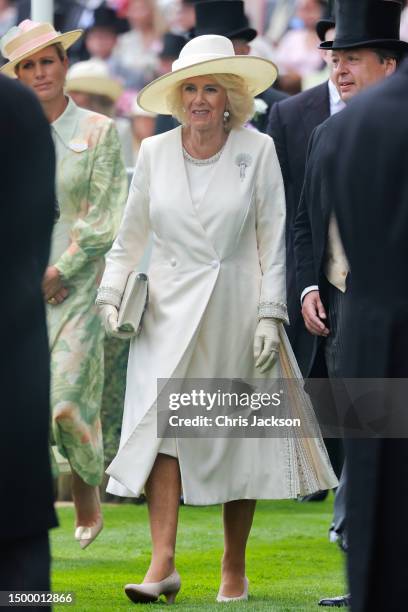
181;75;228;133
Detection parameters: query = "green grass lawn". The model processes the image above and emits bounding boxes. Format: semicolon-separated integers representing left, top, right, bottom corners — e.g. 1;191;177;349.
51;498;346;611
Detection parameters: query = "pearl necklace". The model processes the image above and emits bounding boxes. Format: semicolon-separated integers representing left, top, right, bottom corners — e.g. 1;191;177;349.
182;145;225;166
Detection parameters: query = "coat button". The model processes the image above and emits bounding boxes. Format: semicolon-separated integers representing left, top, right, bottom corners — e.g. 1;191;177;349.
211;260;219;269
170;258;177;267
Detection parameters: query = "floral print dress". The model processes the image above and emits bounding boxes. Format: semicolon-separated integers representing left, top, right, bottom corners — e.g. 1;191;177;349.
48;97;127;485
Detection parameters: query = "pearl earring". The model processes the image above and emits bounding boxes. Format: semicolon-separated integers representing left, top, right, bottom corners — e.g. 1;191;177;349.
223;110;230;122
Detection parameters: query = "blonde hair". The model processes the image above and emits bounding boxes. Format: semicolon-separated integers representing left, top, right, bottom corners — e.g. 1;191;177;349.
167;73;255;131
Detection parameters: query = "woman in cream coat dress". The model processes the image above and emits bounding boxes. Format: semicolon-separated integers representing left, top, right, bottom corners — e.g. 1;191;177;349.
97;35;337;604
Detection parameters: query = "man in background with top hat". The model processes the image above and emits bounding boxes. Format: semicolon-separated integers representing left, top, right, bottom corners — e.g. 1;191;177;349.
293;0;407;606
268;13;346;508
154;32;186;135
267;16;339;378
328;53;408;611
193;0;288;132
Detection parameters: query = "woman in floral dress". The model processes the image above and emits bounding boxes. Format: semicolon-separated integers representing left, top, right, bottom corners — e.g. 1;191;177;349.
0;19;128;547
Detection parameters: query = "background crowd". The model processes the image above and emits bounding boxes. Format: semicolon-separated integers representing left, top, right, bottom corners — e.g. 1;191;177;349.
0;0;364;166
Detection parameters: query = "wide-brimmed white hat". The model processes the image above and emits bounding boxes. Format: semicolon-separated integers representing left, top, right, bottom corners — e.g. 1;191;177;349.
0;19;82;77
66;58;123;102
138;34;278;115
131;99;156;118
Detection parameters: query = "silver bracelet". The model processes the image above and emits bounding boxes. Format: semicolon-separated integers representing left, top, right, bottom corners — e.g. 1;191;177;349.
95;286;122;309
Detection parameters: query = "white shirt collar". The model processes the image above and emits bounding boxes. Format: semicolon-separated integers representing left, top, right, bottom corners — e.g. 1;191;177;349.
328;78;345;115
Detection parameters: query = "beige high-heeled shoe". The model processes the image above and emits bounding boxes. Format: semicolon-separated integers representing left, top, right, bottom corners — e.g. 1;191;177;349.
74;516;103;549
216;576;249;602
124;570;181;604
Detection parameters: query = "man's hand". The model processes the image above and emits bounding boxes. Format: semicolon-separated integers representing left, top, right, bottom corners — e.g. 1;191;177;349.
43;265;68;303
301;290;330;337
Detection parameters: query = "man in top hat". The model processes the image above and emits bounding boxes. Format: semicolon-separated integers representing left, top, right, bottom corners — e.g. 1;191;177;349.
267;16;339;378
268;13;345;507
154;33;186;135
327;57;408;612
293;0;407;606
193;0;288;132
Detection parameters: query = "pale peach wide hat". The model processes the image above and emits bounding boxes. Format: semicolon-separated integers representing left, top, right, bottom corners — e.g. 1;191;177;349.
0;19;83;77
66;59;123;102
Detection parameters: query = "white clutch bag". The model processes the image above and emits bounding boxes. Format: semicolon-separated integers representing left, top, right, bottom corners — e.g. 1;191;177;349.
117;272;149;334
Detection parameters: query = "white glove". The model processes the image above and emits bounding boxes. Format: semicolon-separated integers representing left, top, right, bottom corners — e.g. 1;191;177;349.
98;304;134;340
254;318;280;373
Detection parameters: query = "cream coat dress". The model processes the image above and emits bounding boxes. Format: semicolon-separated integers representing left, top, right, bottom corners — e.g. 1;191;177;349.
99;126;337;504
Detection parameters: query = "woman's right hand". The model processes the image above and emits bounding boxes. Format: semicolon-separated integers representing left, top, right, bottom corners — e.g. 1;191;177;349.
98;304;134;339
99;304;119;334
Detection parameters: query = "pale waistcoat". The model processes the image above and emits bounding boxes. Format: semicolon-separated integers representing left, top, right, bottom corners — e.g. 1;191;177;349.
324;213;350;292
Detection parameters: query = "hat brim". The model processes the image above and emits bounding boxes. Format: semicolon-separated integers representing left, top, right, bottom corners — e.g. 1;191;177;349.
0;29;83;77
316;20;335;43
320;38;408;52
225;26;257;42
137;55;278;115
193;26;258;43
65;76;123;102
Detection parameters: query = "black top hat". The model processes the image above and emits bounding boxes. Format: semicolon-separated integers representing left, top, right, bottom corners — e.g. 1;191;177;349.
159;33;187;59
316;19;335;43
86;5;129;35
320;0;408;53
194;0;257;42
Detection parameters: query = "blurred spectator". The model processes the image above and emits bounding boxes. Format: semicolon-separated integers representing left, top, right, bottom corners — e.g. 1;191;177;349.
66;57;123;115
59;0;107;63
263;0;297;43
302;17;334;90
15;0;67;28
130;99;156;162
110;0;166;90
0;0;16;37
154;31;185;133
62;0;107;30
108;0;130;14
157;30;185;74
84;3;129;63
246;0;296;42
66;58;134;166
174;0;199;36
401;0;408;41
275;0;327;94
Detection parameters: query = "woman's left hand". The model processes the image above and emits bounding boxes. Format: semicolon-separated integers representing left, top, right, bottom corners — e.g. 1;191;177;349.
43;265;66;301
254;318;280;373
